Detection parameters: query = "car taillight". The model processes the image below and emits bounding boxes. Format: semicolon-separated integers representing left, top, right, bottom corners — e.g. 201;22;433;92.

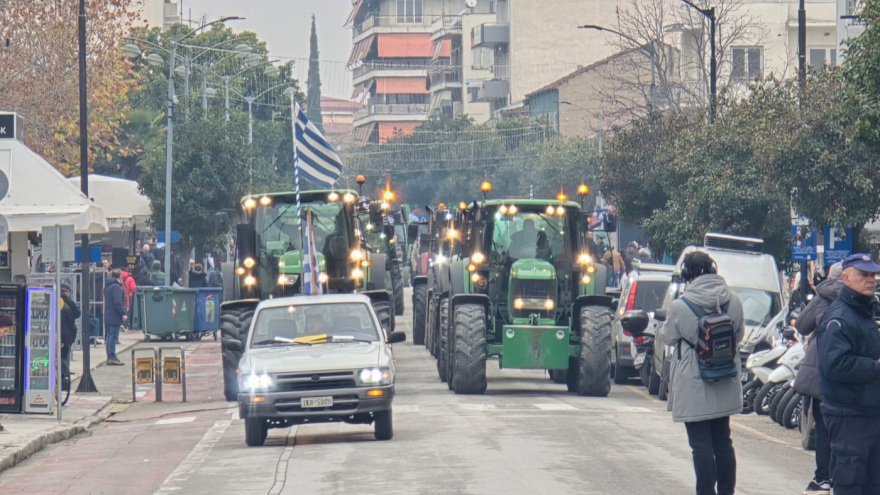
633;336;645;346
625;281;638;312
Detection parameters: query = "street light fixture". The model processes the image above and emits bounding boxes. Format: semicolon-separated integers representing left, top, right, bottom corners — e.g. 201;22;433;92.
681;0;716;123
578;25;657;113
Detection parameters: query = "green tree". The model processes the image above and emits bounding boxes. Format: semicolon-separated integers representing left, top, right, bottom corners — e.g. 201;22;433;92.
306;14;323;133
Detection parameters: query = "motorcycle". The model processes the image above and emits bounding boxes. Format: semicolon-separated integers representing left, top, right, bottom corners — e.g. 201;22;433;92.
754;330;805;416
632;317;660;395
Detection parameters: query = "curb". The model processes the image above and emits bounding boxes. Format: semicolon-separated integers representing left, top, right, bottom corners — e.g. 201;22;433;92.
0;400;115;473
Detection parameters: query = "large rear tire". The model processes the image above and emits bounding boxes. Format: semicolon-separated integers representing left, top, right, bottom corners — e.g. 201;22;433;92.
452;303;487;395
391;260;404;316
374;409;393;440
372;300;392;336
437;298;450;382
412;284;427;346
220;308;253;402
244;417;268;447
576;306;613;397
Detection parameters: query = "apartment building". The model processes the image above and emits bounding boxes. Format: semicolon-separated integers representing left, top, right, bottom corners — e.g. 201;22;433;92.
347;0;462;144
129;0;180;30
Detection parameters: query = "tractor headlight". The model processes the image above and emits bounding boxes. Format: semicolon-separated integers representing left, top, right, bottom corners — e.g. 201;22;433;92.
472;252;485;264
318;273;328;283
352;268;364;279
243;257;256;268
544;299;555;310
244;275;257;286
235;267;246;276
357;367;393;385
436;254;447;265
514;298;524;309
471;273;480;283
578;253;591;264
582;275;591;285
351;249;364;261
277;274;299;285
241;373;274;391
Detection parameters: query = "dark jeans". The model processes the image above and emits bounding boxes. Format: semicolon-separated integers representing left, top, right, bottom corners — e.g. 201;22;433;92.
685;416;737;495
105;324;120;360
823;412;880;495
61;342;71;377
813;398;831;483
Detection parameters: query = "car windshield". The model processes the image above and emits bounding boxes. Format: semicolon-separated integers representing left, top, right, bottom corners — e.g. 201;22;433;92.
731;287;780;327
250;302;379;347
632;280;669;313
489;208;569;260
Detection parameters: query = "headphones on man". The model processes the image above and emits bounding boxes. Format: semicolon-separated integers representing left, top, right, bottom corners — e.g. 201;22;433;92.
680;258;718;281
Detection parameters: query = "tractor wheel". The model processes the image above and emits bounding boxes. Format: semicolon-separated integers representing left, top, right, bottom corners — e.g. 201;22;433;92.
576;305;613;397
425;294;436;355
220;308;253;402
452;304;487;395
244;417;268;447
566;358;578;392
437;298;450;382
412;284;427;346
372;300;392;336
374;409;393;440
391;260;404;316
550;370;567;384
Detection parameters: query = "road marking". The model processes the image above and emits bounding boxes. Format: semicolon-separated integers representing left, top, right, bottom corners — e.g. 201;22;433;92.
627;384;662;403
268;427;298;495
155;416;197;425
533;403;578;411
155;419;232;493
730;420;806;453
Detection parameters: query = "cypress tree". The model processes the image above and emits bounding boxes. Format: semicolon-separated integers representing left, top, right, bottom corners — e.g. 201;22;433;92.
306;14;323;133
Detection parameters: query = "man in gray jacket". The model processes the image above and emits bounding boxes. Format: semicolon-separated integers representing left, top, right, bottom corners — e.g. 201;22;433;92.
660;251;745;495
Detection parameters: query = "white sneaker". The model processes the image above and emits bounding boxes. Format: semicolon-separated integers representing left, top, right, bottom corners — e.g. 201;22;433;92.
804;479;832;495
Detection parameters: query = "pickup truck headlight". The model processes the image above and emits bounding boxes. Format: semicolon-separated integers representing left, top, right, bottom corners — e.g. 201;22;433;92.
241;373;275;391
357;367;393;386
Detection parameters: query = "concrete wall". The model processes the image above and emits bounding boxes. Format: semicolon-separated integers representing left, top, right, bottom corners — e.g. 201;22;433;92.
462;12;494;123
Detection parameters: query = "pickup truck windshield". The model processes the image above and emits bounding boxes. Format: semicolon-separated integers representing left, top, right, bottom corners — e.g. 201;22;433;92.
250;303;380;347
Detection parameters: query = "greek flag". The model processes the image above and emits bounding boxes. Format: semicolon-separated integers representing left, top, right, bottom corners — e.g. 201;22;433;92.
302;207;323;295
293;103;343;189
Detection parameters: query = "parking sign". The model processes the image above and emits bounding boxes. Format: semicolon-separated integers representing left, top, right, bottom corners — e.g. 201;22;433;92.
791;225;818;262
823;227;852;264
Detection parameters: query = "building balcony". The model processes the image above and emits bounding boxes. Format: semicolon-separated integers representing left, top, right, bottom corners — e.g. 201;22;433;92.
428;66;462;92
431;15;462;42
353;103;430;126
352;60;428;86
472;23;509;48
353;15;435;42
476;79;509;101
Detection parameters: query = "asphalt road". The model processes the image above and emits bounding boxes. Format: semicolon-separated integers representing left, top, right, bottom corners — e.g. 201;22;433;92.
0;289;815;495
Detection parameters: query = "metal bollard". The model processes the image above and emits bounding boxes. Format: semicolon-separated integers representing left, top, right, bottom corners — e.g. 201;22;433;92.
130;348;158;403
158;347;187;403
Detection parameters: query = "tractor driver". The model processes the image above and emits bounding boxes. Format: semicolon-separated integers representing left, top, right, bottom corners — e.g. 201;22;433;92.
509;218;539;259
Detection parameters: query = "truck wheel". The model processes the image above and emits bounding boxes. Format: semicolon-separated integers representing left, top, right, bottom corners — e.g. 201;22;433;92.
220;308;253;402
437;298;449;382
412;284;427;346
658;356;671;401
244;417;268;447
576;306;612;397
374;409;393;440
372;301;392;335
452;303;487;395
391;261;404;316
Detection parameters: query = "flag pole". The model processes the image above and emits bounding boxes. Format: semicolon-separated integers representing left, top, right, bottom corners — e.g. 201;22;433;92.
291;98;302;247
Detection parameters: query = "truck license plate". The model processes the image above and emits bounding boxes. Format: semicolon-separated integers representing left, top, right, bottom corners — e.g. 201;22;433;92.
634;353;646;367
301;396;333;408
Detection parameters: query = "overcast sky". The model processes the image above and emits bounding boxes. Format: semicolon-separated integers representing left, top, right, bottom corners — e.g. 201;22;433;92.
177;0;354;98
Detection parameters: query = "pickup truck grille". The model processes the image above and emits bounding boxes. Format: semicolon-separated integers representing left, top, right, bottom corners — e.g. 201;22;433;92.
275;394;359;412
274;371;356;392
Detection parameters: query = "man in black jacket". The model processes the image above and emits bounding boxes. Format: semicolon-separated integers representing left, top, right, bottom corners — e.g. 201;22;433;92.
60;284;80;378
816;253;880;495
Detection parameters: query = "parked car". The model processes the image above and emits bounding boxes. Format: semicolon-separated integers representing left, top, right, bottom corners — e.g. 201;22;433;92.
228;294;407;446
610;263;672;384
650;233;785;400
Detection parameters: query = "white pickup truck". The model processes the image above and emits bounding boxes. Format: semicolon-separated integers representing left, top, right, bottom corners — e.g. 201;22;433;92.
227;294;406;446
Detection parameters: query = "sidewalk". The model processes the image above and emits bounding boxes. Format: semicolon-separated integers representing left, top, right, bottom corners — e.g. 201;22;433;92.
0;329;143;473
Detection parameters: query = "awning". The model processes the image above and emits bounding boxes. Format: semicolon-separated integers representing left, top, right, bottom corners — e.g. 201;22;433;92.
374;77;429;95
353;122;376;146
379;122;419;143
347;35;375;69
377;34;433;58
0;140;108;234
67;175;152;230
432;39;452;59
345;0;365;27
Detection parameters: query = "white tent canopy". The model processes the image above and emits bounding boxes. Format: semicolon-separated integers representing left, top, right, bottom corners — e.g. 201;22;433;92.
67;174;152;230
0;139;107;234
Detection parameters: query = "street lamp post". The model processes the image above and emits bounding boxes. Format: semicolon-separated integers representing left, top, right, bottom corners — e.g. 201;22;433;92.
681;0;716;123
578;24;657;112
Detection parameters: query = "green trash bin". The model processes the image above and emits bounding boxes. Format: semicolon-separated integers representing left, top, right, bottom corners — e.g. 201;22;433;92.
131;287;197;340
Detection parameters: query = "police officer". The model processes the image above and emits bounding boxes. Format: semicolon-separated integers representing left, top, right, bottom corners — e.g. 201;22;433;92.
816;253;880;495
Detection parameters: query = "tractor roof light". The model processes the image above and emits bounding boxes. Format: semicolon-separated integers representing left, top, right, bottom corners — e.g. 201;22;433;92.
557;192;567;201
438;203;446;210
481;181;491;199
458;202;467;210
578;184;589;195
343;192;356;203
259;195;272;206
383;190;394;201
556;206;565;215
508;205;518;214
356;174;366;185
546;205;556;215
587;265;597;274
243;257;256;268
244;197;257;209
328;191;339;202
499;205;508;214
352;268;364;279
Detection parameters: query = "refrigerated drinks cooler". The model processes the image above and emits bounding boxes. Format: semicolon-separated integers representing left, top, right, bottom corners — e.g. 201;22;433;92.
24;287;56;414
0;284;26;413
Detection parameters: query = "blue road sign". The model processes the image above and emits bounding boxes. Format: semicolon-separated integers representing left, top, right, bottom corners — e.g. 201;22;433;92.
792;225;818;262
156;231;180;244
823;227;852;264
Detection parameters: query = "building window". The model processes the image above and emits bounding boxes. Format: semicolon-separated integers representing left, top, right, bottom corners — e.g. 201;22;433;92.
472;47;493;70
396;0;423;23
731;46;762;80
809;48;837;68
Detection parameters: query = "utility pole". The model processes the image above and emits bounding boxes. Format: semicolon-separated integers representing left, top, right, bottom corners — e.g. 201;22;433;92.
76;0;98;393
682;1;717;123
798;0;810;299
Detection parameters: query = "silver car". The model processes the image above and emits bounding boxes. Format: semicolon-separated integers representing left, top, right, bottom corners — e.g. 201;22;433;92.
229;294;407;446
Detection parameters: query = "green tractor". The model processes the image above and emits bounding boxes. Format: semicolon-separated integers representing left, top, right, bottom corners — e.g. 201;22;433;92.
436;193;614;396
219;190;395;401
355;199;405;316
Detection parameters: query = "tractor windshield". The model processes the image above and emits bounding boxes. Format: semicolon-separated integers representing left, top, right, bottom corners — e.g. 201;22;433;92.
488;207;572;261
255;200;347;256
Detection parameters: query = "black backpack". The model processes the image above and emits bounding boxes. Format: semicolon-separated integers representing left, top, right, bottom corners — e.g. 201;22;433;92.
680;297;738;381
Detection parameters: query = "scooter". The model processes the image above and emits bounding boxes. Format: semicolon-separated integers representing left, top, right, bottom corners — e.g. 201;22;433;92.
632;320;660;395
754;331;805;416
741;337;788;414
